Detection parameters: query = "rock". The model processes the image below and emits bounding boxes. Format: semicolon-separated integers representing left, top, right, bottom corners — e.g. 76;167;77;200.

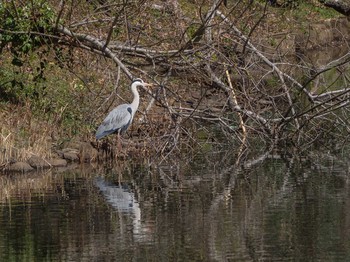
59;141;98;163
62;148;79;154
54;150;64;158
48;158;68;167
56;140;99;163
63;152;79;161
58;148;80;162
6;162;34;172
27;155;51;169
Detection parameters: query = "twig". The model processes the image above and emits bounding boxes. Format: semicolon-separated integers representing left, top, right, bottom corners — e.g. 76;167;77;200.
205;64;272;134
55;0;66;30
103;14;120;50
216;10;303;131
226;70;247;142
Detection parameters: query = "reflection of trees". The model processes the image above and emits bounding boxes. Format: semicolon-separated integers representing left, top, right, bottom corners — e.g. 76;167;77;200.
0;168;139;261
0;150;350;260
204;149;350;261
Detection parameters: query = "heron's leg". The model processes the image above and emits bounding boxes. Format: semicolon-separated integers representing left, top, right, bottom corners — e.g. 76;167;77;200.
115;133;127;159
117;133;122;152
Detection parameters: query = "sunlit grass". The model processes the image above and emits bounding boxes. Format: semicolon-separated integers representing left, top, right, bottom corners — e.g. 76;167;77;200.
0;104;53;167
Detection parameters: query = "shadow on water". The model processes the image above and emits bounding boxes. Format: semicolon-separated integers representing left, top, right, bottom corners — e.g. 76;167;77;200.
0;146;350;261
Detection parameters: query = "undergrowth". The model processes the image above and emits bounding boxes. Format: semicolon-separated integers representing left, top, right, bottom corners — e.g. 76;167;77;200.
0;0;345;167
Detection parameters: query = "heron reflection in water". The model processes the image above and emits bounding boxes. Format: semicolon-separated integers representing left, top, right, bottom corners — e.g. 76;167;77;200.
94;177;144;238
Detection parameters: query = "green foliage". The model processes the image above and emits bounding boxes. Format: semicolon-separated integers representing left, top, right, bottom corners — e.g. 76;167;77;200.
0;52;92;136
0;51;49;104
0;1;55;104
0;0;55;55
265;0;300;8
186;23;202;40
292;1;340;20
0;64;27;103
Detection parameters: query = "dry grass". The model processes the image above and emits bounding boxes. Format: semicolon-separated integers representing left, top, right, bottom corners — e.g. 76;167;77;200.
0;104;53;168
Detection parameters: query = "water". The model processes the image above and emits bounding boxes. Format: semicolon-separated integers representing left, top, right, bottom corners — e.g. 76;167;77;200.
0;150;350;261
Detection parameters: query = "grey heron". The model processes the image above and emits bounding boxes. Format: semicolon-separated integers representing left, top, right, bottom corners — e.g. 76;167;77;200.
95;78;151;142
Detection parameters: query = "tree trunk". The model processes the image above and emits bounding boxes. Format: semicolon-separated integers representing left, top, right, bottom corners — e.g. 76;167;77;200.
320;0;350;16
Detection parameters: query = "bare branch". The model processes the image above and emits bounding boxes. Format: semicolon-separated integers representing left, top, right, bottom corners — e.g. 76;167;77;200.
56;25;133;80
205;65;272;134
55;0;66;30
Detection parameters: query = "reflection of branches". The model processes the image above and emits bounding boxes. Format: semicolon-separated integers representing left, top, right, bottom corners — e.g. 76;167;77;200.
207;145;350;260
207;149;273;261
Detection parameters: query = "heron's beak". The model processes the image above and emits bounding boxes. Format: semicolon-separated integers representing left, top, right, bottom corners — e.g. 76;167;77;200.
144;83;154;87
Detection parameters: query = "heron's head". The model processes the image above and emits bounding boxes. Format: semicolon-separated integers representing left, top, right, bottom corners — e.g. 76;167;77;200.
131;78;152;88
132;78;144;86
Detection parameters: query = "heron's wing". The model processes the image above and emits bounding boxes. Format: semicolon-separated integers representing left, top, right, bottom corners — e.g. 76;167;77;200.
96;104;133;139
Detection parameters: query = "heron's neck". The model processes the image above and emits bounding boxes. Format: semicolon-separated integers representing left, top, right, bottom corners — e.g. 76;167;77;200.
130;85;140;116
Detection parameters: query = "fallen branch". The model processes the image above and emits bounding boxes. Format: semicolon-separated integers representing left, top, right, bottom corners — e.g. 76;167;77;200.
215;10;300;130
56;25;133;79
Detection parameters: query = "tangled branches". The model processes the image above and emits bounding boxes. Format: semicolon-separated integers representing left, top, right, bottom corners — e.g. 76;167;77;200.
2;0;350;159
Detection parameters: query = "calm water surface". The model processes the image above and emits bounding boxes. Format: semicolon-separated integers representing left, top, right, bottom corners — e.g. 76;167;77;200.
0;149;350;261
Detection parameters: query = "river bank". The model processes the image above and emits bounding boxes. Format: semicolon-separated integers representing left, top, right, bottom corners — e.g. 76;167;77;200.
0;3;349;172
2;140;97;173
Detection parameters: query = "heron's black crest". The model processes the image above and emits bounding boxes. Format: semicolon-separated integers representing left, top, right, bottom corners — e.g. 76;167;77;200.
132;78;143;84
